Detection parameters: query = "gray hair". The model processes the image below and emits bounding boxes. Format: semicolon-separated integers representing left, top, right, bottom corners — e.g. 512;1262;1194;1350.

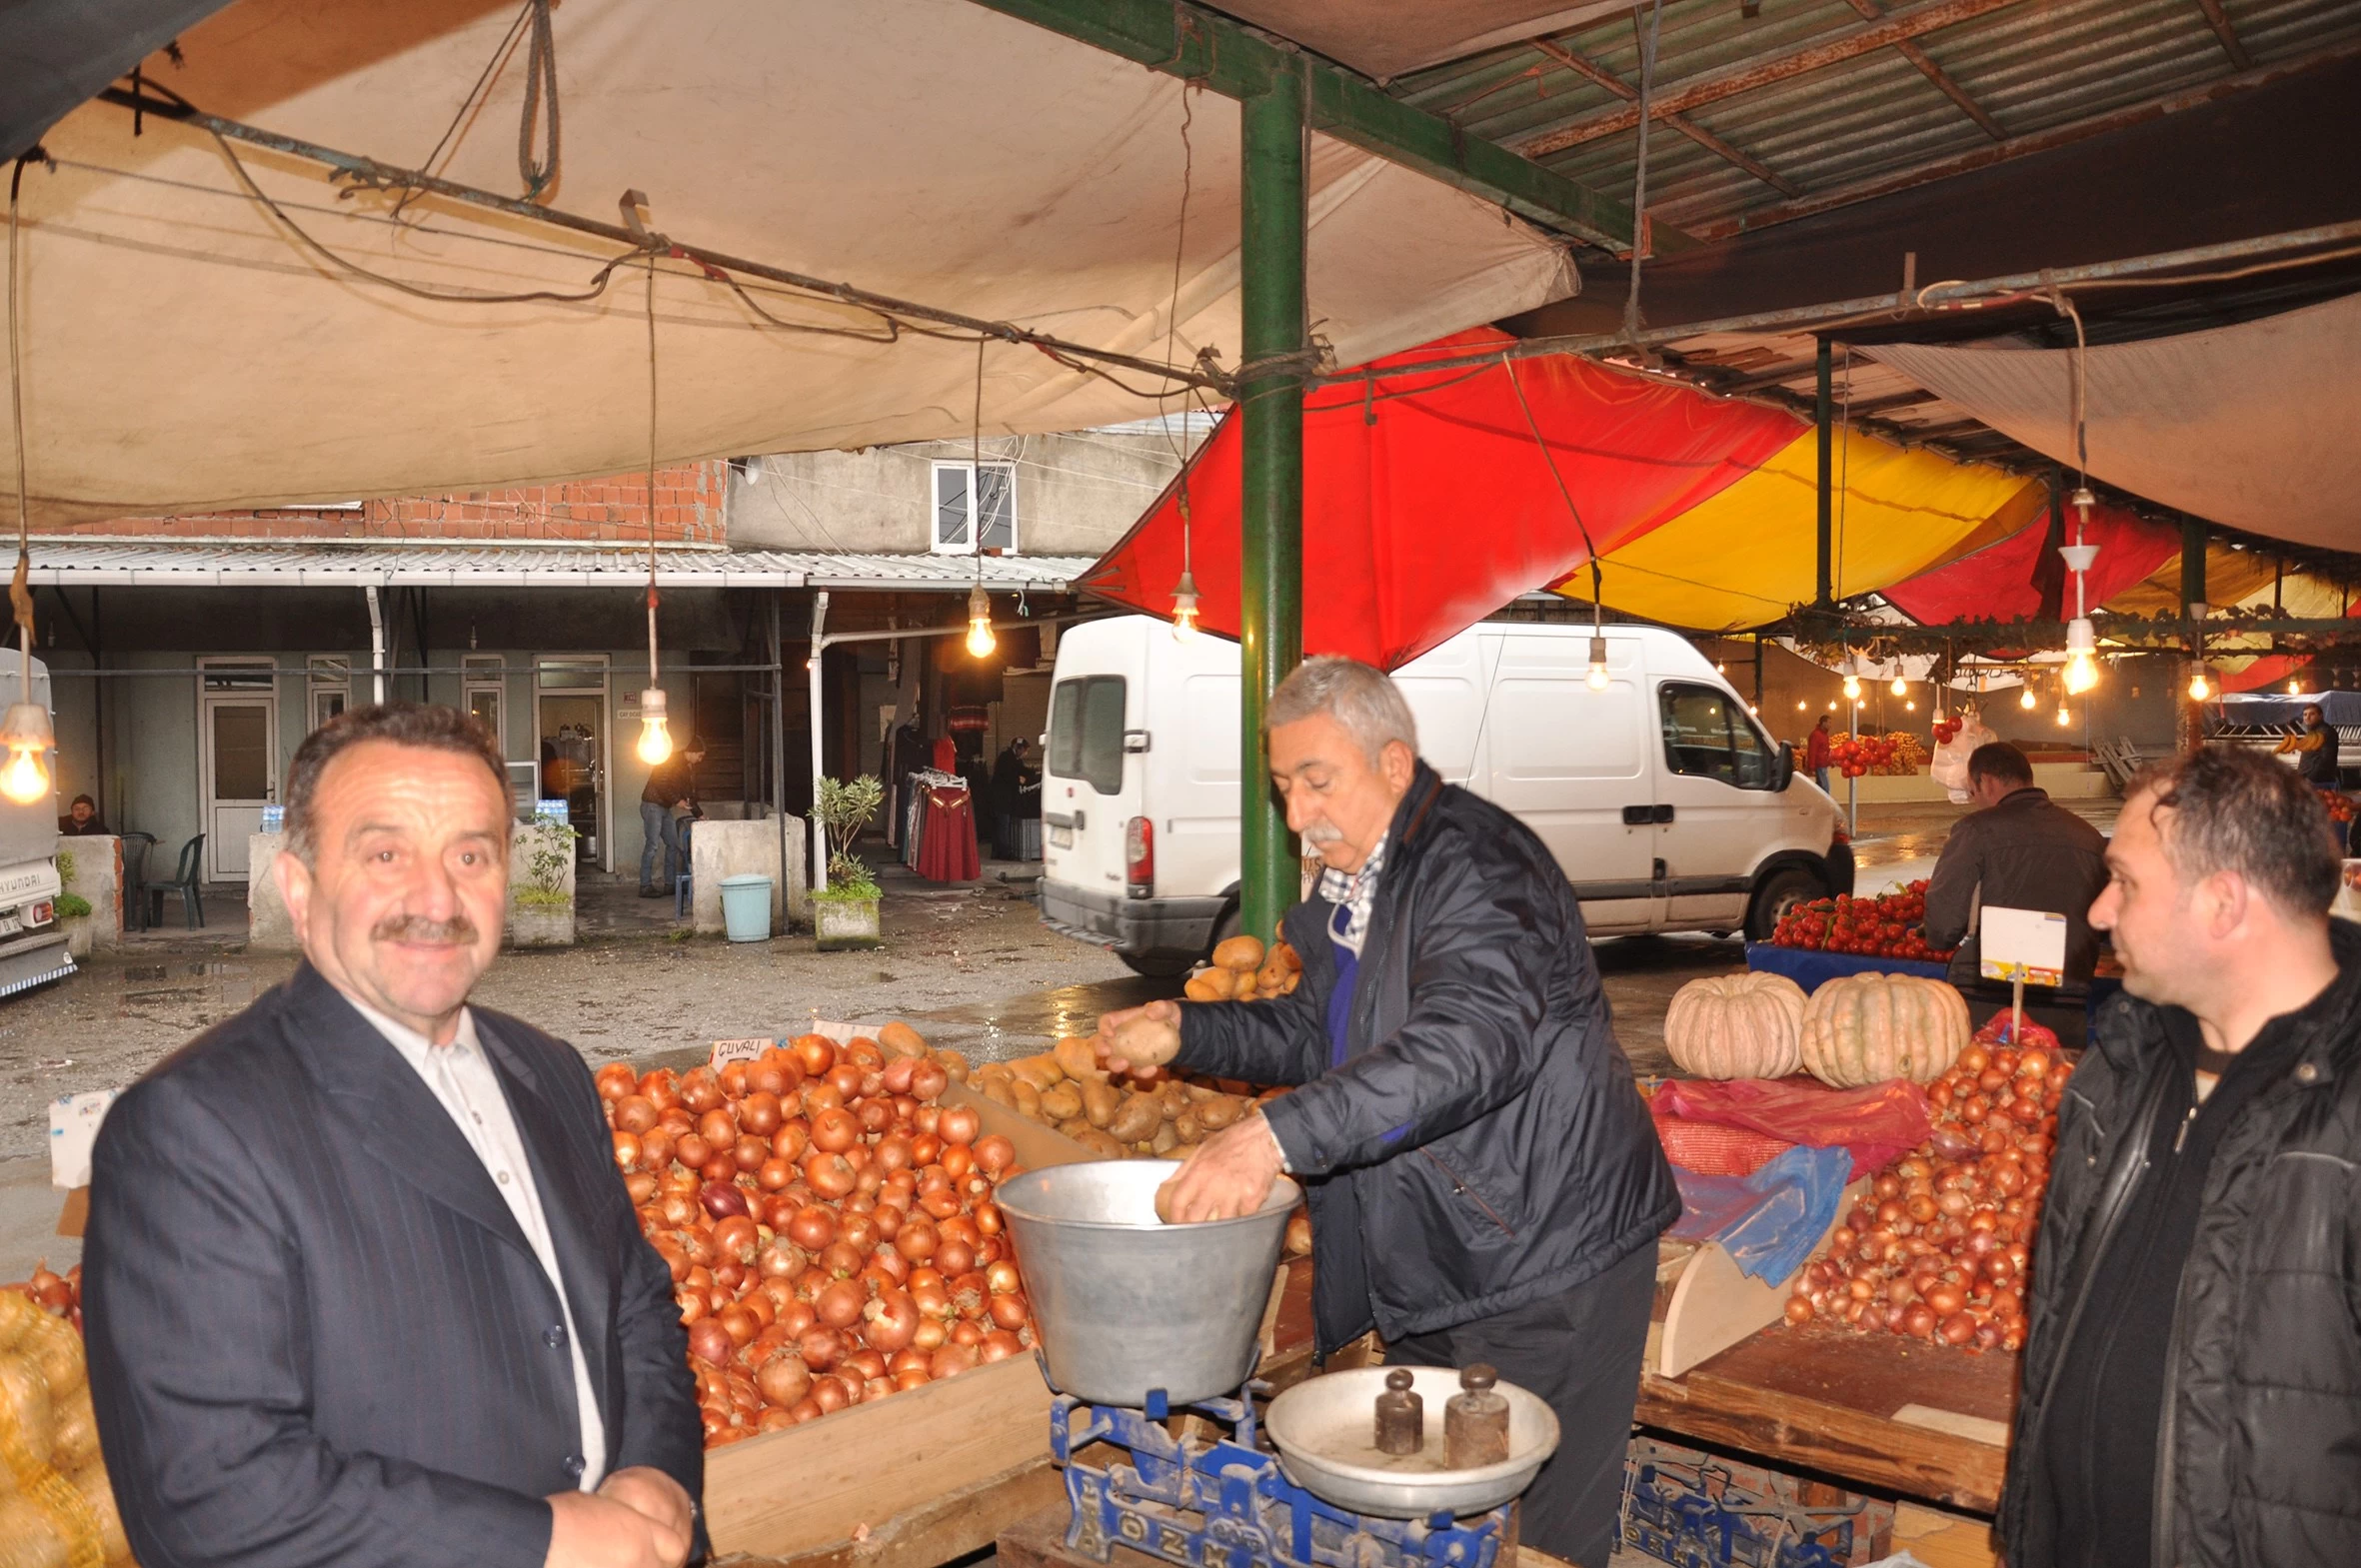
284;702;512;866
2130;745;2338;919
1266;657;1418;766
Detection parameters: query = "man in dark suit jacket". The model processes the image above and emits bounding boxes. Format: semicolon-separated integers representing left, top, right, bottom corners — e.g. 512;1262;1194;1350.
84;702;703;1568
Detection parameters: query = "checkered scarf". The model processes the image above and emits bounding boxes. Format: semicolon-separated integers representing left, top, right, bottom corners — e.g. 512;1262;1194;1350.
1315;832;1387;957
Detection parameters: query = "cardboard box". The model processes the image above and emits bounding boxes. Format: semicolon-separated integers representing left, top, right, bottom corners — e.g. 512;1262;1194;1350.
1621;1436;1894;1568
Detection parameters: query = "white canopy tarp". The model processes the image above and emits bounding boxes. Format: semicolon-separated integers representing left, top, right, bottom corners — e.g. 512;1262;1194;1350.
1864;292;2361;554
5;0;1575;523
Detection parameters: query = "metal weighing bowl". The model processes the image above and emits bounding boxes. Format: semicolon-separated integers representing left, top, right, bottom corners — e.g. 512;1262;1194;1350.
1263;1366;1561;1519
997;1159;1300;1407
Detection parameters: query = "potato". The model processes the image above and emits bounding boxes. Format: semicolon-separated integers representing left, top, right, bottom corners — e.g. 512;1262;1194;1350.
1168;1142;1201;1162
1009;1054;1065;1091
1106;1092;1164;1145
1174;1107;1203;1143
1012;1080;1044;1119
1182;968;1232;1003
1053;1035;1107;1084
1040;1084;1084;1121
1279;972;1299;994
1080;1081;1123;1129
1156;1079;1191;1118
1151;1121;1180;1155
1183;1081;1217;1102
1196;1093;1245;1130
1057;1116;1096;1141
1213;934;1266;972
1271;940;1301;972
1254;958;1291;995
1076;1129;1129;1160
980;1077;1018;1110
51;1384;99;1471
879;1020;930;1058
977;1060;1014;1084
934;1048;972;1083
0;1496;67;1568
69;1462;130;1566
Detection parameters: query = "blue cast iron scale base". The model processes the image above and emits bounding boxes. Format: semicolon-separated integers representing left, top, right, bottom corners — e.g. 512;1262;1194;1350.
1051;1383;1511;1568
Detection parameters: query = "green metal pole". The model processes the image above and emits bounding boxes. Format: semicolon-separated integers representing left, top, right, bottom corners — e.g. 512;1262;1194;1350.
1238;61;1307;943
1814;338;1834;610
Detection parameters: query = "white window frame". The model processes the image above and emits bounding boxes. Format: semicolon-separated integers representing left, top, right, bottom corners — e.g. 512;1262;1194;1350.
461;654;506;754
930;460;1018;556
306;656;352;733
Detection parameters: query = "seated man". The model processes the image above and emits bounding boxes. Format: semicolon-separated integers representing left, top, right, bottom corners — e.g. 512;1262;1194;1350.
2272;702;2341;789
1923;742;2110;989
58;793;108;835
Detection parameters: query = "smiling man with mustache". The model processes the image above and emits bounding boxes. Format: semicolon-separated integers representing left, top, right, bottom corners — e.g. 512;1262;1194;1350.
84;703;703;1568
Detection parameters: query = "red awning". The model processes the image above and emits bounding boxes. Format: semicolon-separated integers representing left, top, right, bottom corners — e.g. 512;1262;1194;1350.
1078;329;1797;669
1881;502;2180;626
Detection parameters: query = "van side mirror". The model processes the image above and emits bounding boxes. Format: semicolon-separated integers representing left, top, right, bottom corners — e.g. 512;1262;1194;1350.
1773;746;1794;791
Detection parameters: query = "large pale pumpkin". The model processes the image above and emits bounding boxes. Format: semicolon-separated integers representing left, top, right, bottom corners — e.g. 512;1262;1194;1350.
1664;972;1808;1079
1799;972;1970;1086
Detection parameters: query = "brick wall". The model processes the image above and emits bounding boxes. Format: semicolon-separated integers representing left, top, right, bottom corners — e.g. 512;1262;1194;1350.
54;461;728;544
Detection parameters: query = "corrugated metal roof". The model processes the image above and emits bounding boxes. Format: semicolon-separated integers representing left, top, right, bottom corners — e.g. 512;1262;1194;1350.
1388;0;2361;243
18;544;1101;591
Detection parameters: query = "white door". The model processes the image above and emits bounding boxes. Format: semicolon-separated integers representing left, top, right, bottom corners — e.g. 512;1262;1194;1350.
1652;679;1783;926
201;694;278;881
1043;667;1142;897
1477;634;1659;933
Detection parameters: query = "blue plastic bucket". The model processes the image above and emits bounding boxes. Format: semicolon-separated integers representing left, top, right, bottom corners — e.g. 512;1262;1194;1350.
719;874;773;942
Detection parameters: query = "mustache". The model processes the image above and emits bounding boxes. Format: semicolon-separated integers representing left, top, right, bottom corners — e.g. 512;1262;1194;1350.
373;912;479;944
1300;820;1344;843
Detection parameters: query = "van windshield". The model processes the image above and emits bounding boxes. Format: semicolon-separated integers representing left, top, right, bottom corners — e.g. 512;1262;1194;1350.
1049;676;1127;794
1659;683;1778;789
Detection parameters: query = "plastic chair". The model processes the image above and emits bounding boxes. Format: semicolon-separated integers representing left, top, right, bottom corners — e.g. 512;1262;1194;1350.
674;819;695;917
118;832;157;933
143;832;206;929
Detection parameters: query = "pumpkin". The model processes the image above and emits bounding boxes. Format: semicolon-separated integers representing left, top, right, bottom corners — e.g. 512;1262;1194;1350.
1664;973;1808;1079
1798;971;1970;1086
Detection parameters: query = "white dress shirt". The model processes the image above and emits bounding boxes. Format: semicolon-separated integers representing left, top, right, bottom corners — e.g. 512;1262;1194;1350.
352;997;608;1491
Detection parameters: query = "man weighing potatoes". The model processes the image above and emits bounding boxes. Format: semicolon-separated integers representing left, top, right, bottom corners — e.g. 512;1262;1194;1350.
1097;657;1676;1568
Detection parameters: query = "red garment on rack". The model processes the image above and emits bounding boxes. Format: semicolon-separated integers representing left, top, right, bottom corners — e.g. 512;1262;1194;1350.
915;787;979;882
932;737;958;773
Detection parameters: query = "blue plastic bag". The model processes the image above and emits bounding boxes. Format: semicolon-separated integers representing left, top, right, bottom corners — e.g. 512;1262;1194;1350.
1667;1143;1851;1285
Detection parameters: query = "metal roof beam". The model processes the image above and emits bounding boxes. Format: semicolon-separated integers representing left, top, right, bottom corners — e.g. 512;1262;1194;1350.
965;0;1654;251
1524;35;1802;197
1520;0;2027;156
1839;0;2007;140
2190;0;2255;71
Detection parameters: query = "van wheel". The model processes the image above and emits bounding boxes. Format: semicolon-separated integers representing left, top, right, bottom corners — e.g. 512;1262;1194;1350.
1120;953;1196;978
1746;865;1826;942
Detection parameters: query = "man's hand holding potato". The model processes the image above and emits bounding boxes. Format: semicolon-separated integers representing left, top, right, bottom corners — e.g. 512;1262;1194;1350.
1094;999;1182;1077
1155;1111;1286;1223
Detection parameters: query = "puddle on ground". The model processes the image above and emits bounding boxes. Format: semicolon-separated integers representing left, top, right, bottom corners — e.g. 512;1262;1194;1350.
101;960;263;1021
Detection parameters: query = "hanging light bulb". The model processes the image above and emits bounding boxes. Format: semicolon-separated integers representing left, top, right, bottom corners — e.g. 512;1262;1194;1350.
966;584;996;658
2187;665;2212;702
1169;570;1200;643
1841;668;1861;702
1796;700;1808;713
634;687;673;767
1890;675;1908;698
2287;678;2304;696
1586;634;1611;692
1904;700;1916;713
1827;700;1838;712
2062;617;2100;696
2056;703;2073;728
2020;684;2038;711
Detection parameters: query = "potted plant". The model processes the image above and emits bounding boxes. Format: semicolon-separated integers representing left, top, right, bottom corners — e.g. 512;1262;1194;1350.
811;776;884;951
509;818;578;947
53;848;93;958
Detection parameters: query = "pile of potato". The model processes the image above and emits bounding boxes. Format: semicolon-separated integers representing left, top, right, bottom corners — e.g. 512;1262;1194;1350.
1183;935;1300;1002
968;1035;1267;1161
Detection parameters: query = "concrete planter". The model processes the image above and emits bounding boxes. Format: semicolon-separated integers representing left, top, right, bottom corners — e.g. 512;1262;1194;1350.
813;896;882;951
509;902;576;947
60;914;93;960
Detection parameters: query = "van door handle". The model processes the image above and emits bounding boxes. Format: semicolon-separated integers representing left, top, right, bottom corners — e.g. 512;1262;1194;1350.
1621;804;1653;825
1652;804;1674;823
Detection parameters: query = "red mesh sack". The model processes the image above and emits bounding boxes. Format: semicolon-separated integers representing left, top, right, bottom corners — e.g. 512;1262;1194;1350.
1650;1111;1796;1178
1650;1077;1931;1181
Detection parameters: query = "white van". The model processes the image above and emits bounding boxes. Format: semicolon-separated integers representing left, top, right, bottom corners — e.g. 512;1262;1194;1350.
1038;616;1852;974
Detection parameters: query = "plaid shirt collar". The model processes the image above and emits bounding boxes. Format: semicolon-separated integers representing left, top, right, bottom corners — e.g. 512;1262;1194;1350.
1317;832;1388;957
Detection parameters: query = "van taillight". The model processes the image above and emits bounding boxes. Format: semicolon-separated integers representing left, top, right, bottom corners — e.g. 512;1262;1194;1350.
1126;816;1154;897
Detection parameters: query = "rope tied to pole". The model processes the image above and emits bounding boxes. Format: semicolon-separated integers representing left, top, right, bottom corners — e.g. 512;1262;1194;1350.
517;0;561;201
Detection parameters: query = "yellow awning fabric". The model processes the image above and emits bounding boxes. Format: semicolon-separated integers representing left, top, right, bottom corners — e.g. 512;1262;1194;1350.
1566;428;2043;632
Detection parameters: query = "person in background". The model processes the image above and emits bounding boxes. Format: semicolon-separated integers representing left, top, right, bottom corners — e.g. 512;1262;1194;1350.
1095;657;1675;1568
1997;746;2361;1568
1922;741;2110;989
1805;713;1833;792
58;793;107;835
84;702;702;1568
638;743;703;899
2273;701;2341;788
989;737;1038;859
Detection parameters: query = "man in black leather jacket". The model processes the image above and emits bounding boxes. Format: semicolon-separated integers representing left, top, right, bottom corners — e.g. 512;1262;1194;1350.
1998;746;2361;1568
1099;657;1677;1568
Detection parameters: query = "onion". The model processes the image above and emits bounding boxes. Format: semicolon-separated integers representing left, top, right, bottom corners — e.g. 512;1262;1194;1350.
614;1095;659;1134
689;1319;736;1367
931;1344;980;1379
676;1132;714;1170
804;1153;858;1199
811;1108;860;1154
864;1290;921;1352
897;1218;940;1263
719;1305;760;1348
701;1182;751;1220
798;1325;846;1370
827;1062;865;1102
612;1130;644;1172
911;1062;950;1100
803;1082;845;1116
856;1099;894;1135
988;1291;1030;1331
936;1239;977;1277
639;1126;677;1170
680;1069;723;1114
715;1214;760;1261
981;1329;1024;1362
816;1279;866;1329
1783;1296;1814;1326
1939;1312;1977;1345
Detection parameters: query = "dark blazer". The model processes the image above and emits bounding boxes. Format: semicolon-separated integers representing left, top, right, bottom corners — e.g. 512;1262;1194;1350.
84;962;703;1568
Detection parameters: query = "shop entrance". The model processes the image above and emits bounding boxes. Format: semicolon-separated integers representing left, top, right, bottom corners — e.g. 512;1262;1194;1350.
537;657;610;869
198;659;280;882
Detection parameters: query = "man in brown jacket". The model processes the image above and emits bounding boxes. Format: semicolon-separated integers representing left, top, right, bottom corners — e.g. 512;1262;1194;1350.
1923;742;2111;988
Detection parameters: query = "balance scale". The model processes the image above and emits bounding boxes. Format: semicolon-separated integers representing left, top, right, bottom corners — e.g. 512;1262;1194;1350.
1047;1366;1557;1568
